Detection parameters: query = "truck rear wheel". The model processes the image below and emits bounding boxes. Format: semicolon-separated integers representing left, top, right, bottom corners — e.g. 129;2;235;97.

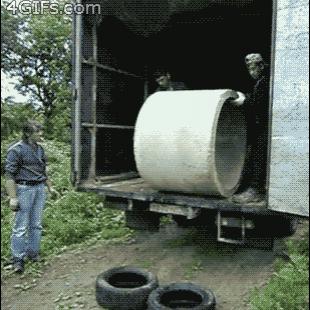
96;266;158;310
255;216;299;238
274;217;299;237
147;283;216;310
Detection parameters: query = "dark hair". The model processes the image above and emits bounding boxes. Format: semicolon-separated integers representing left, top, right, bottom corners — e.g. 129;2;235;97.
22;120;43;141
153;69;170;78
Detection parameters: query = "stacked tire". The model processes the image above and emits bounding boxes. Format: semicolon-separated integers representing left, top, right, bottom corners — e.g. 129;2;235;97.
96;266;158;310
147;283;216;310
96;266;216;309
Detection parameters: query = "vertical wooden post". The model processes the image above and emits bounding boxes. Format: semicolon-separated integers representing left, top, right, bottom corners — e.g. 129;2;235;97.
73;4;83;184
89;23;98;180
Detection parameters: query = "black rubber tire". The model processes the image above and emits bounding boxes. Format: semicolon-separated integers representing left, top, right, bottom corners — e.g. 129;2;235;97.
275;217;299;237
96;266;159;310
147;283;216;310
257;216;299;238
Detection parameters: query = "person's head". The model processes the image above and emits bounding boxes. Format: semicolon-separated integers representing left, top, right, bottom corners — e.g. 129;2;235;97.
154;70;172;90
245;53;267;80
22;120;44;144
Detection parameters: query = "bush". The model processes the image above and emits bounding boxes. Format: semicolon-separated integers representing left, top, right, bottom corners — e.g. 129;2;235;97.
250;228;309;310
1;99;71;143
1;100;42;140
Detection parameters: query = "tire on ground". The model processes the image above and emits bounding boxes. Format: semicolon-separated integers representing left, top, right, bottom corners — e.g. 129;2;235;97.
147;283;216;310
96;266;158;310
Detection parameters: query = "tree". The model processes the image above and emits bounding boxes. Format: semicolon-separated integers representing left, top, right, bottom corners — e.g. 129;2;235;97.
1;1;72;140
1;98;42;139
1;2;23;71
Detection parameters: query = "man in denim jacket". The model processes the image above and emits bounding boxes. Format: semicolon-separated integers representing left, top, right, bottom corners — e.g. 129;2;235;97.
5;120;58;273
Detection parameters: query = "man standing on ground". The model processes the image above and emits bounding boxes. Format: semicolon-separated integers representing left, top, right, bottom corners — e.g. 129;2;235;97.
5;120;58;273
231;53;270;203
154;70;188;92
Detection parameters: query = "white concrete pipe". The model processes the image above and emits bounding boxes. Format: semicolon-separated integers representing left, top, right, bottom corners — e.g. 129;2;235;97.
134;90;247;197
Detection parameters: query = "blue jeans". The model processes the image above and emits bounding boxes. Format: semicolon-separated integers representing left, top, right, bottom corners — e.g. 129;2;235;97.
11;183;46;261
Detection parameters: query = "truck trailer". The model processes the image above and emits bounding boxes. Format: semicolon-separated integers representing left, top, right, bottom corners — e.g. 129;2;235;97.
72;0;309;244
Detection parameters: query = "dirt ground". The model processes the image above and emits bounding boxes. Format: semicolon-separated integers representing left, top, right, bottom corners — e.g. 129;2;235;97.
2;221;306;310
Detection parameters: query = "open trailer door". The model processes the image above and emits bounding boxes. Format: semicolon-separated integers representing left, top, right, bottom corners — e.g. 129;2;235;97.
268;0;309;217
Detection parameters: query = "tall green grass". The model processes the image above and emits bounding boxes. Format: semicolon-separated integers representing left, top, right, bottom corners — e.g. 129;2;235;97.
250;228;309;310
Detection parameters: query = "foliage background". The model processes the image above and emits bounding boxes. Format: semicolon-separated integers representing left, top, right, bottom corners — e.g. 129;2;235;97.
1;0;71;142
1;0;132;267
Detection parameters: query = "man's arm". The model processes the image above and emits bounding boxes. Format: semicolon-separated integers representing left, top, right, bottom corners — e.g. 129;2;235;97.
231;91;247;107
176;82;188;91
46;178;59;199
5;148;21;211
180;82;188;90
252;76;270;126
5;177;17;199
45;165;59;198
5;178;20;211
46;177;54;193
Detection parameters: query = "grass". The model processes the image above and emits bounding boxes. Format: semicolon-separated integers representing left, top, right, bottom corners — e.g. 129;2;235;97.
1;138;133;271
249;227;309;310
183;259;204;280
163;227;200;248
134;259;154;269
163;226;237;256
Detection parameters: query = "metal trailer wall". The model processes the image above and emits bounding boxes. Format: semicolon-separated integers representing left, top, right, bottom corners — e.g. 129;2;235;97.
268;0;309;217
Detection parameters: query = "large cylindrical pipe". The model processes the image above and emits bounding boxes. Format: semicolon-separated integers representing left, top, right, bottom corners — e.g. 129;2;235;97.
134;90;247;197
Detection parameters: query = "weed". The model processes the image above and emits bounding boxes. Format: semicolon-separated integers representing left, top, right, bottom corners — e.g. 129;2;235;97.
163;228;198;248
249;227;309;310
135;259;154;269
160;215;174;226
183;259;204;280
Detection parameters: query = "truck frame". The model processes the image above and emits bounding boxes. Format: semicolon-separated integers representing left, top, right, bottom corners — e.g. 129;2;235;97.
72;0;309;244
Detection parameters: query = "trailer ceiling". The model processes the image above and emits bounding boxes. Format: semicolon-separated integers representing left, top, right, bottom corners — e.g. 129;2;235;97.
85;0;267;37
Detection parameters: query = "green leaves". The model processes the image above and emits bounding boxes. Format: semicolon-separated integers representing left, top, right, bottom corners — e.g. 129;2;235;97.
249;230;309;310
1;100;43;139
1;0;72;141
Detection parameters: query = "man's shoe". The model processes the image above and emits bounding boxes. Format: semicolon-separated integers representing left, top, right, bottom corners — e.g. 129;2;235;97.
232;188;264;204
13;260;24;274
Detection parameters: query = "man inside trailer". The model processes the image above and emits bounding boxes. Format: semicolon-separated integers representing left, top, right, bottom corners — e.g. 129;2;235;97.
231;53;270;204
154;70;188;92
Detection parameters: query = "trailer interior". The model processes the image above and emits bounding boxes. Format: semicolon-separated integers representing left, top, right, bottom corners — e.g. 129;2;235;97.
76;0;274;214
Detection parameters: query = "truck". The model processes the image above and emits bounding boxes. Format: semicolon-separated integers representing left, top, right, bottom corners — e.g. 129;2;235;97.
72;0;309;245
